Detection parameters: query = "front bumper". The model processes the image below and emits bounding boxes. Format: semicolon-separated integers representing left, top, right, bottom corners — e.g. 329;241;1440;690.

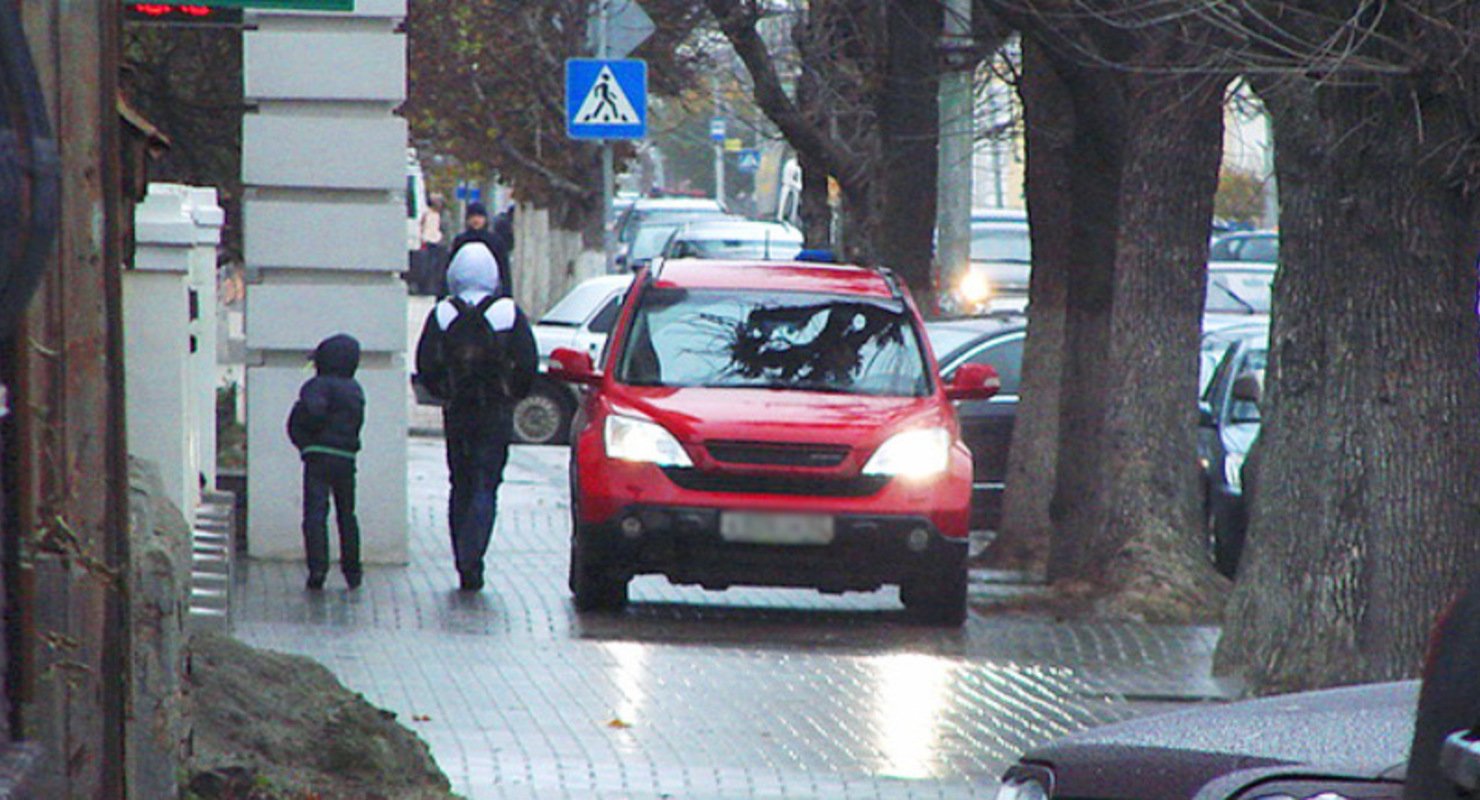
581;505;967;592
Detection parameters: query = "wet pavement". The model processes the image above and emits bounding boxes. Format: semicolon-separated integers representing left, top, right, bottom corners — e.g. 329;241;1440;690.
233;438;1234;799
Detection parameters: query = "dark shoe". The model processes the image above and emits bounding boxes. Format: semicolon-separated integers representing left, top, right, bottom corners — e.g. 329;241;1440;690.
458;573;484;592
306;574;326;591
345;572;363;590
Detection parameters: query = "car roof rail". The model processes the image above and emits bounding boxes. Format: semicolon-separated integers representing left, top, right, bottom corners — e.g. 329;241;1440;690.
874;266;906;301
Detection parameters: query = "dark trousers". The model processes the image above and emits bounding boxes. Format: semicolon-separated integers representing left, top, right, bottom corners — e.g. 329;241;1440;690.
443;406;513;581
302;455;361;579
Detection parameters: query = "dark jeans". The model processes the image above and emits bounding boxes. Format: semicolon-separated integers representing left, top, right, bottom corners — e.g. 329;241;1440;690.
301;455;361;579
443;406;513;581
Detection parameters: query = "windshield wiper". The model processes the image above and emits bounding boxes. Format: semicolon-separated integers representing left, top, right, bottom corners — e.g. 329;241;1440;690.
1212;282;1257;313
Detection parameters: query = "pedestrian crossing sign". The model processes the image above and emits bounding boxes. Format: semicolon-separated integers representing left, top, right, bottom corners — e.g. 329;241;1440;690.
566;59;647;140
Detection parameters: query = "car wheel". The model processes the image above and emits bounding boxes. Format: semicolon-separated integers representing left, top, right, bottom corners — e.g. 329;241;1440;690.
568;512;628;612
1207;502;1242;579
513;383;572;445
901;567;968;626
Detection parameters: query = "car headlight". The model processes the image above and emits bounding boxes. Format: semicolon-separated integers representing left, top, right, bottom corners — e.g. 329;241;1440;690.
604;414;693;467
958;268;993;306
1223;451;1245;491
862;427;951;478
995;775;1050;800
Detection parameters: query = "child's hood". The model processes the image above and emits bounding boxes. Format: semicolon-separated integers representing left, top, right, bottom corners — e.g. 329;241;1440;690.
313;333;360;378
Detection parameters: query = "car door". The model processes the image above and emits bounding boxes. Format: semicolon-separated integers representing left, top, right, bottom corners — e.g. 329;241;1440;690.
942;330;1025;529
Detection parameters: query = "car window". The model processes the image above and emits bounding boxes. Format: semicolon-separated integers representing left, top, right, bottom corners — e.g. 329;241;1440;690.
969;225;1032;263
616;287;931;397
680;235;803;260
1241;236;1279;262
542;281;625;327
1209;237;1239;260
951;333;1024;394
587;295;621;334
630;224;683;262
1205;269;1273;314
1227;349;1268;423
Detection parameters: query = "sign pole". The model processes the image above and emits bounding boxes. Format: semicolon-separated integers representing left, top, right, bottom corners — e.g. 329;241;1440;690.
599;0;617;274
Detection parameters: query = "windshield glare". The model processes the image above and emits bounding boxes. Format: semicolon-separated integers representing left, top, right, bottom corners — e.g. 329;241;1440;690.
617;288;931;396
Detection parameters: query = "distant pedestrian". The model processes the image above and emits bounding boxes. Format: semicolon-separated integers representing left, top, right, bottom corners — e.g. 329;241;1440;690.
413;193;446;295
492;203;515;255
413;243;537;591
450;201;513;299
287;333;366;590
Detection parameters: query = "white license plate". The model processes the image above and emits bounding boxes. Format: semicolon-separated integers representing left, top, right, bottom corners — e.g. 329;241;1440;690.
719;512;835;546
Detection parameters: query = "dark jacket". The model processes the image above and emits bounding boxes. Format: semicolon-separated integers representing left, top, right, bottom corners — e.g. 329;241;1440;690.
450;228;513;299
414;249;537;414
287;334;366;458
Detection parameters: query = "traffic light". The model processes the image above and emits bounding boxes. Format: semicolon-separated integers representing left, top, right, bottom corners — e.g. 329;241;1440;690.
123;4;243;25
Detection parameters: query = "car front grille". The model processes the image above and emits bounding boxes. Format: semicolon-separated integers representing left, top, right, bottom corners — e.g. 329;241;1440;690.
704;440;851;468
661;468;887;497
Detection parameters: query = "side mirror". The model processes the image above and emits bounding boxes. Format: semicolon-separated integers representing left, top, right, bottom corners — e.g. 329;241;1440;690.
944;362;1001;401
549;347;600;386
1231;370;1263;405
1198;401;1214;427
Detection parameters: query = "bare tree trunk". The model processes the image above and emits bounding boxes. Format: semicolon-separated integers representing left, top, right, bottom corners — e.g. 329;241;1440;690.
1095;73;1229;620
986;40;1068;572
1043;58;1124;583
1215;76;1480;692
872;0;940;295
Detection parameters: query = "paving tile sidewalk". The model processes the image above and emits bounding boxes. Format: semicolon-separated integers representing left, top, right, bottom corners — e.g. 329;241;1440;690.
231;435;1234;799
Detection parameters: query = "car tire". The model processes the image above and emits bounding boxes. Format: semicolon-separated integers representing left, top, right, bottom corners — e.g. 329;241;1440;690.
901;568;968;627
513;382;572;445
1207;502;1244;579
569;516;628;612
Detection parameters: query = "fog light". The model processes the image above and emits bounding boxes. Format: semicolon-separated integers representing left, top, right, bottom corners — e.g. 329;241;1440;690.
907;527;931;552
620;516;644;539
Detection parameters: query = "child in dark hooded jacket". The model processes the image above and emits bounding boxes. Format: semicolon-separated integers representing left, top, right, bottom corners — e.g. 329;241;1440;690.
287;333;366;590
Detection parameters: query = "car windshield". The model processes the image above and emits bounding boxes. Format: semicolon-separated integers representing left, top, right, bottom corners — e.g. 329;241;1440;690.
1206;269;1274;314
674;232;803;260
926;323;1000;363
541;281;622;327
616;287;931;396
630;224;683;262
970;225;1032;263
620;207;727;243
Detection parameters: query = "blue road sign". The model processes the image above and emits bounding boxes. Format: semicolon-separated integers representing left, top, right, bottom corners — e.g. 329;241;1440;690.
736;149;760;174
709;117;726;141
567;59;647;140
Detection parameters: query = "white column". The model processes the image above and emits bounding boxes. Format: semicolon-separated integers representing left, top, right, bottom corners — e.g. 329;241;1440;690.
128;184;220;524
242;0;410;563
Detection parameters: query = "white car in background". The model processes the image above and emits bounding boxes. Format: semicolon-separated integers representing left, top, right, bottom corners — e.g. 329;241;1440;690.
512;273;633;445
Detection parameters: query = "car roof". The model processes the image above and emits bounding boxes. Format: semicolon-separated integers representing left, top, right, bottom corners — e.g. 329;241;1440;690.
650;259;898;298
971;207;1028;223
629;197;725;211
1209;260;1277;274
572;273;634;291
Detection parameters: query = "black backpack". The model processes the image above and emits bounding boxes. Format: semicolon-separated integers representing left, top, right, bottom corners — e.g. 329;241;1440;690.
443;296;522;408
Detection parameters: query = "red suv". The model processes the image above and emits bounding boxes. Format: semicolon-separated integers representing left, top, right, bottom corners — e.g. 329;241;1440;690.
549;259;998;624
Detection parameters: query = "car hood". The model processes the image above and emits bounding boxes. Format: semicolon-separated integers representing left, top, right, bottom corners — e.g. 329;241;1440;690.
1024;681;1417;800
609;386;949;450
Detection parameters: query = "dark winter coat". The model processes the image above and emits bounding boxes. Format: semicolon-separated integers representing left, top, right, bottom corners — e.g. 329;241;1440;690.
414;246;537;414
287;334;366;459
450;228;513;299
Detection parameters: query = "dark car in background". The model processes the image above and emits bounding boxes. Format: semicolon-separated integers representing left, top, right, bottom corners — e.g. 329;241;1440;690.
926;313;1027;531
1197;326;1265;577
